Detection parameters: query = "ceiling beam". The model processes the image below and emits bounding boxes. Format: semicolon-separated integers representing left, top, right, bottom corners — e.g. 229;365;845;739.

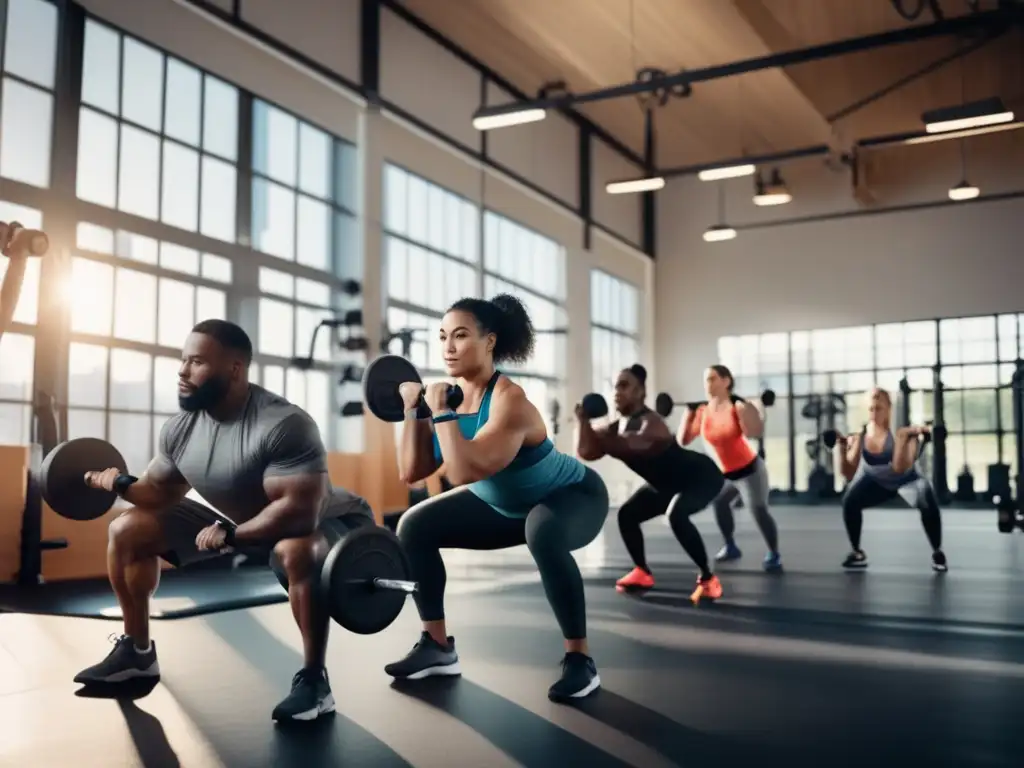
477;7;1021;116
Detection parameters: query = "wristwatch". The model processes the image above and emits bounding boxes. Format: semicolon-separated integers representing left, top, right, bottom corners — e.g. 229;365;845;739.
112;473;139;498
215;520;237;547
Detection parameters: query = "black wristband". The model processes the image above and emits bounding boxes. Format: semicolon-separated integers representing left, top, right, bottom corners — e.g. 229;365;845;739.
215;520;237;547
112;473;138;498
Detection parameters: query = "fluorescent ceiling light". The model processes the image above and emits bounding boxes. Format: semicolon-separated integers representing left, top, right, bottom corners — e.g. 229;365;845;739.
948;181;980;201
698;164;756;182
904;121;1023;145
471;108;546;132
606;176;666;194
923;97;1014;135
703;225;737;243
753;191;792;206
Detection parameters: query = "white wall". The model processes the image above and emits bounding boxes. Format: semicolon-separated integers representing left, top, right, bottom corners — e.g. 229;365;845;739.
655;135;1024;402
81;0;655;494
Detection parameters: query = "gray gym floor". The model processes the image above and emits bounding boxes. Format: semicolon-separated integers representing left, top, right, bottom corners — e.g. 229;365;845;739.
2;505;1023;767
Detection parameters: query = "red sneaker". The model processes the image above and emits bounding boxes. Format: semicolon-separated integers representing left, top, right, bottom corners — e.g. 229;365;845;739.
690;574;723;604
615;567;655;591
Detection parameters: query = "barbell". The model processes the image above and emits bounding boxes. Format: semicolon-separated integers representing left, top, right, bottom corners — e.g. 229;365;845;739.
820;424;947;450
655;389;776;419
36;437;420;635
362;354;464;422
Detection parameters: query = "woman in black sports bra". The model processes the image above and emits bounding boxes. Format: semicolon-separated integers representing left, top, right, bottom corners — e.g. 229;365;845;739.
576;364;727;603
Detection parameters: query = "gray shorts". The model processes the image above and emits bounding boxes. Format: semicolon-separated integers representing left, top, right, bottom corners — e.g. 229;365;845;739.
156;491;375;581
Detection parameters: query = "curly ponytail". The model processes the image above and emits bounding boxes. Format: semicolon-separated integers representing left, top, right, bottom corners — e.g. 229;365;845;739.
448;293;535;364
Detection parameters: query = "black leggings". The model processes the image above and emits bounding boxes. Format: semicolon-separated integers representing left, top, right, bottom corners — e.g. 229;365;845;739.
842;473;943;551
618;470;725;579
397;468;609;640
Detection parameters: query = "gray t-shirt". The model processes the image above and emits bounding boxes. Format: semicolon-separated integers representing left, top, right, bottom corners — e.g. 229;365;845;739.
153;384;368;524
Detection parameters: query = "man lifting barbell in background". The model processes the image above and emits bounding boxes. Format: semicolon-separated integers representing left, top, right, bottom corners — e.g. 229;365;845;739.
576;364;728;603
827;387;948;572
677;365;783;571
73;319;374;723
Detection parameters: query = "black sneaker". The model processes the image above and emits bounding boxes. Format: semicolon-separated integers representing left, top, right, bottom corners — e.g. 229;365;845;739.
932;550;948;573
548;652;601;703
842;550;869;570
272;667;335;722
73;634;160;684
384;631;461;680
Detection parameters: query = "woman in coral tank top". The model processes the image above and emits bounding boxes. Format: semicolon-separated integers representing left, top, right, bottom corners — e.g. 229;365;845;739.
679;365;783;571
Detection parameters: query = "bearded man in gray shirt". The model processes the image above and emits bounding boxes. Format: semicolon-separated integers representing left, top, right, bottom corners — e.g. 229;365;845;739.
74;319;373;723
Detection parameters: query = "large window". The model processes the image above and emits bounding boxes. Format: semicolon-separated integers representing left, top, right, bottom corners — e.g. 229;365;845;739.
1;0;58;189
717;312;1023;500
251;100;358;275
590;269;639;403
77;18;238;242
483;211;567;432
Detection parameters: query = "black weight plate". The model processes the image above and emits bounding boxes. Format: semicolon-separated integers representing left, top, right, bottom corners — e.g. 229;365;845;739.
580;392;608;419
362;354;422;423
321;526;410;635
654;392;674;418
39;438;127;521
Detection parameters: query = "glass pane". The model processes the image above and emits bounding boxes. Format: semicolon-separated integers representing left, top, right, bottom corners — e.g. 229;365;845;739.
296;278;331;307
461;201;478;262
5;0;59;89
259;267;295;298
69;258;114;335
383;164;407;234
160;243;200;275
387;237;407;302
152;414;170;454
164;58;202;146
81;20;120;114
334;212;358;281
121;38;164;132
296;195;330;271
158;278;195;348
0;402;32;445
258;298;294;357
306;370;332;442
997;314;1017;361
118;125;160;219
68;342;108;407
161;141;200;231
200;155;237;243
298;122;331;198
0;256;40;324
108;412;152;475
113;268;157;343
77;222;115;253
0;78;53;187
201;253;232;283
67;408;106;441
76;108;118;206
999;386;1013;432
116;230;159;264
195;286;226;322
263;364;285;395
153;356;180;413
109;348;152;411
407;245;428;308
407;175;428;244
252;177;295;260
252;100;297;186
0;332;34;401
427;185;446;253
202;75;238;161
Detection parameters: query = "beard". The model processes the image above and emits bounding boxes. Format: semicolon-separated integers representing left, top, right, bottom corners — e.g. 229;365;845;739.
178;375;231;413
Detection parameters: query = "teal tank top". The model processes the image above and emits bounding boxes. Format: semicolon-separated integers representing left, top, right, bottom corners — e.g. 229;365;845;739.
431;371;586;517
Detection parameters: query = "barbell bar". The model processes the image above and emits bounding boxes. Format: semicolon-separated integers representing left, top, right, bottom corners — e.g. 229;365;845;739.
655;389;776;419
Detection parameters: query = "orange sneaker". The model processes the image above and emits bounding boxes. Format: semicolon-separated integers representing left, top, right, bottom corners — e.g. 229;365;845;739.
615;567;655;591
690;574;723;604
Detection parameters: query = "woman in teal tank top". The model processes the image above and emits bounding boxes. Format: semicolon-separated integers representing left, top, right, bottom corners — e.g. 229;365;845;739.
384;293;610;704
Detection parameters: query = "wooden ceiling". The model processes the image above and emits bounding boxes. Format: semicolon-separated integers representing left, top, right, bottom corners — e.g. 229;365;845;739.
398;0;1023;169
